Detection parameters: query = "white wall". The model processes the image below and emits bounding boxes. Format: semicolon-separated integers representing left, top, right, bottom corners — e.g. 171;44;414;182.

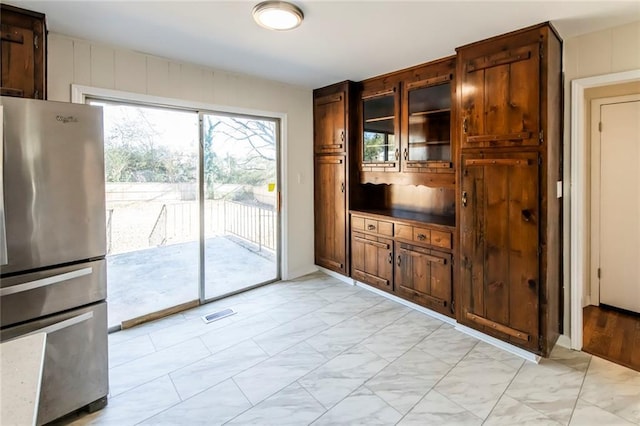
47;33;316;280
562;21;640;335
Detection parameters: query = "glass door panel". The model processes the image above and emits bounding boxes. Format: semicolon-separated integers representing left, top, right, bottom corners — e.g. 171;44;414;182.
406;82;452;164
91;101;199;328
202;114;279;300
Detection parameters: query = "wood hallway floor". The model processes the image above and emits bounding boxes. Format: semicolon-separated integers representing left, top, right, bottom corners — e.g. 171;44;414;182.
583;304;640;372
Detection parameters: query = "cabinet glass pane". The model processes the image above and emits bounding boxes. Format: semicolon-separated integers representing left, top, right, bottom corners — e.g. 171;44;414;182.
407;83;451;163
363;94;396;163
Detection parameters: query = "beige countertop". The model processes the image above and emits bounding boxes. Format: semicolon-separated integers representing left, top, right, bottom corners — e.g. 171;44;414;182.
0;332;47;426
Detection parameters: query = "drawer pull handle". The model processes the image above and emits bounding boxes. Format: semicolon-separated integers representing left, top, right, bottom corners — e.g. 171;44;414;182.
397;256;401;267
462;191;468;207
416;233;427;241
367;224;376;231
395;148;399;161
388;252;393;264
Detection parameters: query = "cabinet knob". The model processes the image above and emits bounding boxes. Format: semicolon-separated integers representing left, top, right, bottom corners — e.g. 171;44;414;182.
341;182;345;193
403;148;408;161
367;224;376;231
340;130;345;142
395;148;399;161
462;191;468;207
397;256;401;266
388;252;393;264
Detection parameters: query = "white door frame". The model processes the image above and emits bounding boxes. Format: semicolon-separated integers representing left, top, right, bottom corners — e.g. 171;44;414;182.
570;69;640;350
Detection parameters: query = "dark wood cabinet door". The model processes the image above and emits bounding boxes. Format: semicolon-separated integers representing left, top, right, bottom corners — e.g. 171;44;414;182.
395;242;452;316
460;152;539;350
0;5;45;99
314;155;347;273
314;92;346;154
460;42;540;148
351;232;393;291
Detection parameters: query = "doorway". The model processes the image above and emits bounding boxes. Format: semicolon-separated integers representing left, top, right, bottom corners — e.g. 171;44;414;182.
89;99;281;328
582;93;640;372
589;95;640;314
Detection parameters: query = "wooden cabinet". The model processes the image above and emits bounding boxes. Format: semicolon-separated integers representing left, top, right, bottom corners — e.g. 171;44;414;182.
396;242;452;316
403;74;453;170
360;84;400;173
457;23;562;356
359;58;456;187
460;152;540;350
314;91;346;154
314;82;358;276
0;4;46;99
460;41;540;149
314;154;347;274
313;22;561;357
350;211;455;317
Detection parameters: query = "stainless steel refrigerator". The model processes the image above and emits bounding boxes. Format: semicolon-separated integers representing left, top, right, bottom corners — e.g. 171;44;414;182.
0;96;108;425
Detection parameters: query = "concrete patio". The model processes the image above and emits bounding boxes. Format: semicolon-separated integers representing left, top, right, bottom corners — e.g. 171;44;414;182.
107;236;277;328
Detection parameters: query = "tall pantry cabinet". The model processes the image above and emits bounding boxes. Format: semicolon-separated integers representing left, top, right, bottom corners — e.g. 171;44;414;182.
313;82;358;275
457;23;562;356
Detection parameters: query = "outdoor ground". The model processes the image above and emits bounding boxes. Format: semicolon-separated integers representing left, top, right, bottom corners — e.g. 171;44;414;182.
107;236;276;327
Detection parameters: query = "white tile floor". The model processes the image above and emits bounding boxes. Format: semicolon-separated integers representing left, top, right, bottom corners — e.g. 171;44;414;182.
67;272;640;425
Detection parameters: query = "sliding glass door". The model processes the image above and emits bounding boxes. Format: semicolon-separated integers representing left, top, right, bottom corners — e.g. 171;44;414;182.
91;99;280;327
202;113;280;300
93;101;200;328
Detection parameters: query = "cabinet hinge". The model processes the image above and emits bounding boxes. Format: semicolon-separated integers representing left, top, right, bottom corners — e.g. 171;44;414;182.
539;335;544;350
538;130;544;144
539;41;544;59
598;122;602;132
34;35;39;49
597;267;601;279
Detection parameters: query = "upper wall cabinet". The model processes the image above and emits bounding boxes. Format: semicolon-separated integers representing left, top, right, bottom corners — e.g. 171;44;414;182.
360;84;400;173
358;57;456;187
314;91;346;154
459;36;541;148
403;74;453;171
0;4;46;99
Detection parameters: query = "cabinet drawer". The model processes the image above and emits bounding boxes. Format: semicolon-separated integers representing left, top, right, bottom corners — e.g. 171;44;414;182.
395;224;413;240
352;215;393;236
431;230;452;249
352;216;365;231
412;227;431;244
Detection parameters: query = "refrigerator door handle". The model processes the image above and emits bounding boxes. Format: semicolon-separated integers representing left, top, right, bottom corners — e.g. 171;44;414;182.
19;312;94;340
0;105;7;266
0;267;93;297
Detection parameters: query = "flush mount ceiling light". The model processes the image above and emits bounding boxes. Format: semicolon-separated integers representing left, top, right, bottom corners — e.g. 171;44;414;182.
252;1;304;31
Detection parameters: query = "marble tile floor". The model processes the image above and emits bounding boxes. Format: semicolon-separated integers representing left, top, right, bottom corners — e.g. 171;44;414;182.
63;272;640;426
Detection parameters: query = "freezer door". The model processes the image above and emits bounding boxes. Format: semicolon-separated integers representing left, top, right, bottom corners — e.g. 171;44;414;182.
0;259;106;327
0;302;109;425
0;97;106;275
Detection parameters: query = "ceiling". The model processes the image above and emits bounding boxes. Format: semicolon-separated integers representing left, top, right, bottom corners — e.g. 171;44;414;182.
7;1;640;89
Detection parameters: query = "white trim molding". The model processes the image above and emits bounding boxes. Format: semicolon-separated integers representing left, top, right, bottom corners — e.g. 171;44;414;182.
569;69;640;350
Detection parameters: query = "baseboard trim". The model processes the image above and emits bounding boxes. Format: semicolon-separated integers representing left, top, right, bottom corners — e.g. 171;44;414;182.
555;334;572;349
316;266;354;285
286;265;320;281
352;280;457;326
317;271;542;363
455;323;541;364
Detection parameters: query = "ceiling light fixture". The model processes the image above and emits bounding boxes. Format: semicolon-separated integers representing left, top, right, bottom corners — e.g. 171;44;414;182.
252;1;304;31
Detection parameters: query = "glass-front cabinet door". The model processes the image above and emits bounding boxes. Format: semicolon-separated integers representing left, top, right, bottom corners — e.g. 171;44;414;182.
403;77;452;170
361;85;400;172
